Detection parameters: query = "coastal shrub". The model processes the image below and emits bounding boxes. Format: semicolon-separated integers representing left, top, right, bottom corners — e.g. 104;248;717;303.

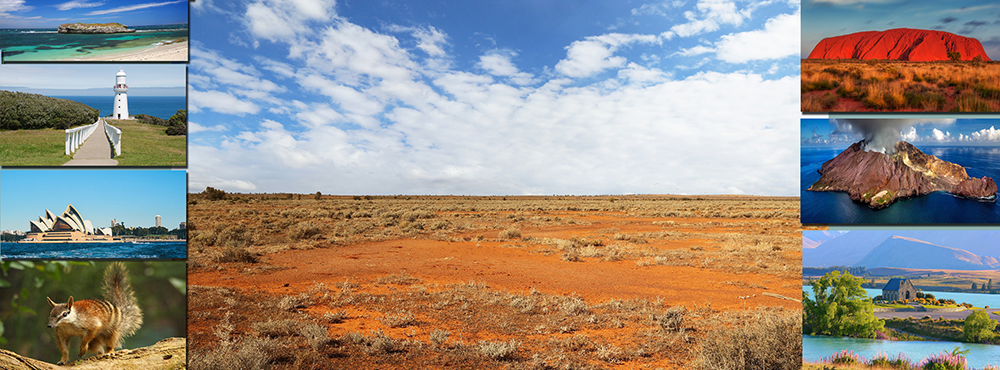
165;109;186;135
0;91;99;130
134;114;167;126
963;310;997;343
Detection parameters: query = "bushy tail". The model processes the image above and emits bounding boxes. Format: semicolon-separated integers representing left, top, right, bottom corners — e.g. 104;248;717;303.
102;262;143;340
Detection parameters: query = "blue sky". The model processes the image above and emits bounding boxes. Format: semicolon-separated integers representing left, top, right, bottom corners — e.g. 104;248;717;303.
0;64;186;96
0;0;187;28
802;0;1000;59
0;170;186;232
802;118;1000;148
187;0;801;196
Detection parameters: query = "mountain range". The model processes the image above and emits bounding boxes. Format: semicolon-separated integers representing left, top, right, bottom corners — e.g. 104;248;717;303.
803;230;1000;270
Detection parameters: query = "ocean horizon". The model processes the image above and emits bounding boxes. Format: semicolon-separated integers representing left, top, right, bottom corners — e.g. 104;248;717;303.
53;95;186;121
0;24;188;62
801;145;1000;224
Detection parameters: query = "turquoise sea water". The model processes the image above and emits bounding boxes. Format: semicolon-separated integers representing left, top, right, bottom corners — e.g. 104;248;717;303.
54;95;186;120
0;241;185;259
0;25;188;62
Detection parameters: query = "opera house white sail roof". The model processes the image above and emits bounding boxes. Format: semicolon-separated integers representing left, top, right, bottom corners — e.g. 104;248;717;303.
29;204;112;236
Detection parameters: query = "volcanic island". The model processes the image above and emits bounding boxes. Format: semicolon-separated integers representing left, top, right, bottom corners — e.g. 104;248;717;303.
808;141;998;209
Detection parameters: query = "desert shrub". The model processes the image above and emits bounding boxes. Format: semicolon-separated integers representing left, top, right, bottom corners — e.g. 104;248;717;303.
802;92;838;111
298;322;331;350
380;310;416;328
278;293;311;311
252;319;299;337
324;311;348;323
498;228;521;240
656;306;686;332
430;329;450;346
479;339;520;360
595;344;628;363
189;336;281;370
559;296;589;315
974;83;1000;100
697;308;801;370
288;221;321;240
203;186;227;200
367;330;402;354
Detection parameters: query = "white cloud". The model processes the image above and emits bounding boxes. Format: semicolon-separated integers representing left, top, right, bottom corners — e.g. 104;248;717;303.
245;0;336;43
931;128;950;141
714;11;799;63
810;0;899;5
969;126;1000;142
189;89;260;115
54;0;103;11
675;45;715;57
670;0;750;38
386;25;449;57
0;0;33;15
478;50;536;85
555;33;659;78
188;122;227;133
85;0;184;15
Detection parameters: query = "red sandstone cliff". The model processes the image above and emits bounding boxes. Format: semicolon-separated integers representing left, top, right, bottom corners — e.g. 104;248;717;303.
808;141;997;209
807;28;991;61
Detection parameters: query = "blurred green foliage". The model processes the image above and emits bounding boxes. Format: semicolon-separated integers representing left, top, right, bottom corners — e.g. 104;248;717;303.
0;261;185;363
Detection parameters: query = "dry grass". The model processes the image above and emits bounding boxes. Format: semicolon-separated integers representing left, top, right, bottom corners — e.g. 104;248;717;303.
802;59;1000;112
187;195;802;369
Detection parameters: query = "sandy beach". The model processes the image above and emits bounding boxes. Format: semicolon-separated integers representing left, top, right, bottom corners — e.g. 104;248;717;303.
69;41;188;62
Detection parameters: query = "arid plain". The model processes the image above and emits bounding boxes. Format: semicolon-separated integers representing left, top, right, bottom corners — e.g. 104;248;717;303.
187;194;802;369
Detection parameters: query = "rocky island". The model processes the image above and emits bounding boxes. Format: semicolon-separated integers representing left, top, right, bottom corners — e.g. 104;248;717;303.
808;141;997;209
58;23;135;34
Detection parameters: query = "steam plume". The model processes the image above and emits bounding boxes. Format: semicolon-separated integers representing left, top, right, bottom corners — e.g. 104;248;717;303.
831;118;955;154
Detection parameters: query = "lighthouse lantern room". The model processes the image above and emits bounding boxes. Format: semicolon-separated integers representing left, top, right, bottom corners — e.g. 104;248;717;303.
112;68;129;119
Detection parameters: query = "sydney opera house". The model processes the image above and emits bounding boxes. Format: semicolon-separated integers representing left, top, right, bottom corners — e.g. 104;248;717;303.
25;204;114;242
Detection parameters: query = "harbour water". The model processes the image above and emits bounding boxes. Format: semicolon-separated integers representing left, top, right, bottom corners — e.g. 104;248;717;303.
0;241;186;259
0;25;188;62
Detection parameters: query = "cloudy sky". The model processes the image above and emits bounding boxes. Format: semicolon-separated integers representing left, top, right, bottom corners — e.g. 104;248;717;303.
0;0;187;28
0;170;187;231
188;0;801;196
802;0;1000;59
802;118;1000;147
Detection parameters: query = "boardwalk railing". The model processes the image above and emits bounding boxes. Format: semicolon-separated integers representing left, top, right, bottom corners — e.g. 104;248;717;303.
65;120;99;155
105;120;122;157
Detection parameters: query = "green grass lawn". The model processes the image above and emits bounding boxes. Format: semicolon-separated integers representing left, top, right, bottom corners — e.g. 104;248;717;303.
106;119;186;166
876;303;913;309
0;128;72;166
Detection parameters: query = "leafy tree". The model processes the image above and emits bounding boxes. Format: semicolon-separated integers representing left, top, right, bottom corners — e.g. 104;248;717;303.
803;271;884;338
989;279;993;291
963;310;997;343
165;109;186;136
972;282;978;290
948;51;962;61
315;191;322;200
203;186;227;201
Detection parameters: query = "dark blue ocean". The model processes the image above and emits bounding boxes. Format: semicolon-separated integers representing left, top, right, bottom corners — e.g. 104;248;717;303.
1;241;186;259
0;25;188;62
801;146;1000;224
53;95;185;120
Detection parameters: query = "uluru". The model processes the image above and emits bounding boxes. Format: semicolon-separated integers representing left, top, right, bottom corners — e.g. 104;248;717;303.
808;28;991;62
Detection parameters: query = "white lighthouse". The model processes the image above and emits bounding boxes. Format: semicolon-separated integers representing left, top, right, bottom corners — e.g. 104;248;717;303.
112;68;129;119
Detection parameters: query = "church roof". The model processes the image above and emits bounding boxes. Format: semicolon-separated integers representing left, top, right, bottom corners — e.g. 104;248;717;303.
882;278;908;291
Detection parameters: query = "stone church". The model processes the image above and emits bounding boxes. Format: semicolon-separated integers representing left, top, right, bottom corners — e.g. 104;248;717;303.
881;278;917;302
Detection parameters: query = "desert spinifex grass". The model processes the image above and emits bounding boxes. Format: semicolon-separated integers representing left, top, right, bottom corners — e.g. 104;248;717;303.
801;59;1000;112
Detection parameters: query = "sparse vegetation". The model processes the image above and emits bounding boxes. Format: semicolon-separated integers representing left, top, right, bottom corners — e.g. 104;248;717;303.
802;59;1000;112
187;195;801;369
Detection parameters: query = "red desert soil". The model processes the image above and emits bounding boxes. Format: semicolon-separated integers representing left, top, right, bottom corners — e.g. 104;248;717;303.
187;196;801;369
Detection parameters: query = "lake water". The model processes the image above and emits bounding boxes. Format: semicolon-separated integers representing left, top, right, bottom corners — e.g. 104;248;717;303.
804;335;1000;368
1;241;186;259
0;25;188;62
802;287;1000;308
801;146;1000;224
53;95;186;121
